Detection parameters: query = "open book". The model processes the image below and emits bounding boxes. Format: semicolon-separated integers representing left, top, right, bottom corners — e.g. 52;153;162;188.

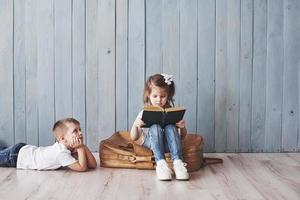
141;106;186;128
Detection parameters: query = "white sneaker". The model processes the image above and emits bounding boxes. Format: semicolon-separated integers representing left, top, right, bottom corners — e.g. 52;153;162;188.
156;160;172;181
173;159;189;180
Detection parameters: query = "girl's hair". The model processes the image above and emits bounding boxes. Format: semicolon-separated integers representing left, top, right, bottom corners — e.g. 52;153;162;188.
143;74;175;107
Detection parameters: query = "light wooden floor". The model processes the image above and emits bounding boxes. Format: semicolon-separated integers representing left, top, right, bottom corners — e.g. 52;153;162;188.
0;153;299;200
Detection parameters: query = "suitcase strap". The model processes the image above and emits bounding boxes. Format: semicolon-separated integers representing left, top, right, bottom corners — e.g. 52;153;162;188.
202;157;223;167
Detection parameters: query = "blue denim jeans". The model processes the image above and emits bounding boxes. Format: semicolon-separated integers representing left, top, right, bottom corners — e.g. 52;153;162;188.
143;124;183;162
0;143;26;167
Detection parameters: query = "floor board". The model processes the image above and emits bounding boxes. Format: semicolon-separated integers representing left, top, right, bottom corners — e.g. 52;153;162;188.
0;153;299;200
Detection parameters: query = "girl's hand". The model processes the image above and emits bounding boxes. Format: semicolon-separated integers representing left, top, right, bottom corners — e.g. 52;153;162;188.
134;118;145;128
176;120;185;129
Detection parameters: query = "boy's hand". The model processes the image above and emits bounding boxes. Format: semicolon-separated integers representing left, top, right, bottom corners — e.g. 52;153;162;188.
78;133;84;143
176;120;185;129
70;136;83;149
134;118;145;128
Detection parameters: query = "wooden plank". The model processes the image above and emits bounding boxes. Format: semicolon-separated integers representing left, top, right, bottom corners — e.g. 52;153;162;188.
54;0;72;120
146;0;162;76
14;0;26;143
116;0;128;131
282;0;300;152
25;0;38;146
1;153;300;199
210;154;267;199
232;154;300;199
0;0;14;146
86;0;99;150
226;0;240;152
179;0;197;133
162;0;180;104
215;0;227;152
97;0;116;144
128;0;145;128
36;0;55;146
239;0;253;152
197;0;215;152
265;0;284;152
251;0;267;152
72;0;86;134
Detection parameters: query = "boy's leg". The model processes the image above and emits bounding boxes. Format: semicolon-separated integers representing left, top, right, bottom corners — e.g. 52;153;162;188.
0;143;26;167
0;143;7;151
0;145;14;167
10;143;26;166
142;124;165;162
164;125;183;160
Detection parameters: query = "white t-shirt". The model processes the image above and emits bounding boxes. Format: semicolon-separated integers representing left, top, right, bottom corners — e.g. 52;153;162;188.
17;142;77;170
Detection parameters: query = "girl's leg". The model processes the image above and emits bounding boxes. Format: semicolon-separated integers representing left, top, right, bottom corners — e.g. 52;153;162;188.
164;125;189;180
142;124;165;162
143;124;172;180
164;125;183;160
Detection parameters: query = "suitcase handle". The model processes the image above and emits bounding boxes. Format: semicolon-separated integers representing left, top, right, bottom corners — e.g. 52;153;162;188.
129;155;153;163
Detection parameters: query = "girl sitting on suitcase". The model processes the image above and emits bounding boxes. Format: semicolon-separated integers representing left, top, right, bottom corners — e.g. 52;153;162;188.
130;74;189;181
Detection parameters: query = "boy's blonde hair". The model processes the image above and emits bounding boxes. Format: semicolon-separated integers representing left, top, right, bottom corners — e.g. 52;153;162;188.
52;118;80;140
143;74;175;107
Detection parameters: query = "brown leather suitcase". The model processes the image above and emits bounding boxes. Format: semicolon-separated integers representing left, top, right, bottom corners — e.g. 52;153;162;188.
99;131;215;172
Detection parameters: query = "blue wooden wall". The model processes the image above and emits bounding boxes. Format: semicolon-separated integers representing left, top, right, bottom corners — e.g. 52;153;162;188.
0;0;300;152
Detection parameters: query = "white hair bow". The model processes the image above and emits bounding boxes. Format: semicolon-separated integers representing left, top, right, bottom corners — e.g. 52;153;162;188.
161;74;173;85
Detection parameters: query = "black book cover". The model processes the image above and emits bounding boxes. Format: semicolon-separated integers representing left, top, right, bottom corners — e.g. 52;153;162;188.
141;106;185;128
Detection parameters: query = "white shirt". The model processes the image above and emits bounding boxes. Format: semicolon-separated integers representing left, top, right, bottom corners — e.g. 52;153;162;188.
17;142;77;170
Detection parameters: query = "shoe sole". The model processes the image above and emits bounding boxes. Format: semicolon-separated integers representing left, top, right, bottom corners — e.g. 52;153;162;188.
159;179;172;181
158;176;172;181
176;178;189;181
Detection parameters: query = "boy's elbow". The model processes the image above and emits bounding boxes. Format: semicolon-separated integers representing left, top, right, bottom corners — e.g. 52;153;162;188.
73;164;87;172
89;162;97;169
77;166;88;172
90;164;97;169
68;162;88;172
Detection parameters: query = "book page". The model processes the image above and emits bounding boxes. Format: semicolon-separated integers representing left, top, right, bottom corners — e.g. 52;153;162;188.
165;107;185;112
143;106;164;112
